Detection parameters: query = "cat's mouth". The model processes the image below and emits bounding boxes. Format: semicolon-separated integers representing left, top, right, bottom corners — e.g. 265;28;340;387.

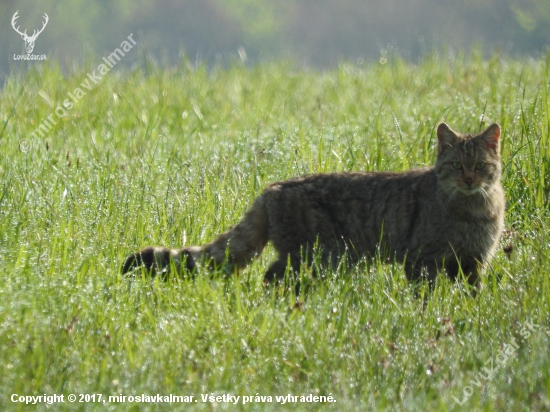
458;186;479;195
456;181;481;195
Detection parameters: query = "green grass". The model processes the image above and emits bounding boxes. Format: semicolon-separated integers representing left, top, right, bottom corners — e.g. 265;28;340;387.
1;51;549;411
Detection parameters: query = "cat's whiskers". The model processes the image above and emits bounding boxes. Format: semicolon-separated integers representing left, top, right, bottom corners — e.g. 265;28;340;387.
443;187;458;215
479;186;490;205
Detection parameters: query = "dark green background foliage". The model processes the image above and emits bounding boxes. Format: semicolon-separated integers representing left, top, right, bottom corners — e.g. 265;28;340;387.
1;0;550;75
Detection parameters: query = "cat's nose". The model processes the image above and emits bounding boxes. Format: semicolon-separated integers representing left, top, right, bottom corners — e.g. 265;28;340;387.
463;176;475;186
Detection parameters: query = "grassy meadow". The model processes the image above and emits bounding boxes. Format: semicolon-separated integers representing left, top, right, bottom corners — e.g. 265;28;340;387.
1;51;549;411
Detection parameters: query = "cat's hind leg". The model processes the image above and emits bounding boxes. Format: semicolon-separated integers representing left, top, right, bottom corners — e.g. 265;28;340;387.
263;253;303;285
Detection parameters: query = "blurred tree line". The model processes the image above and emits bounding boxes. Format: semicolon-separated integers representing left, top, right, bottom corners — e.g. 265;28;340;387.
0;0;549;75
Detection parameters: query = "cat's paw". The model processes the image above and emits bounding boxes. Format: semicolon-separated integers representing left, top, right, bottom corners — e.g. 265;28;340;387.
121;246;196;277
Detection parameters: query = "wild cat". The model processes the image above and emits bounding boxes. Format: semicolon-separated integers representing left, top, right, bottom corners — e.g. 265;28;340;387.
122;123;505;290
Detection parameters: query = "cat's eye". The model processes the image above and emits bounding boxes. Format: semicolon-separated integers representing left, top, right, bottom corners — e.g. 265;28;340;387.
475;161;486;170
451;162;463;170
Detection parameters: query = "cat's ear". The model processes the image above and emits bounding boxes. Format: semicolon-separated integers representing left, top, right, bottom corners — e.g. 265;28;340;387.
480;123;500;153
437;123;458;154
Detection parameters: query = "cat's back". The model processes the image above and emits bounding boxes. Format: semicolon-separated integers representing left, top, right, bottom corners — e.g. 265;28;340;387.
265;168;436;204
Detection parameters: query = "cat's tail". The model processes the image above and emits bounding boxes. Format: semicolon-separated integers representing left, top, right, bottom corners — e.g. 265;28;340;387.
120;246;197;276
121;196;270;275
199;196;270;268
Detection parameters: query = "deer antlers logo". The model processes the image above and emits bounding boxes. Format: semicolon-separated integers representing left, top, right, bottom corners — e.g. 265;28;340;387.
11;10;49;54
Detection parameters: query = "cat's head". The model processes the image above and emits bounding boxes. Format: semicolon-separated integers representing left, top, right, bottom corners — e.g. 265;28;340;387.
435;122;501;195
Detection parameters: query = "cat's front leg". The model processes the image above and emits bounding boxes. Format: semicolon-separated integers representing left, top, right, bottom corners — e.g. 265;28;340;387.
404;260;438;290
445;258;480;295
